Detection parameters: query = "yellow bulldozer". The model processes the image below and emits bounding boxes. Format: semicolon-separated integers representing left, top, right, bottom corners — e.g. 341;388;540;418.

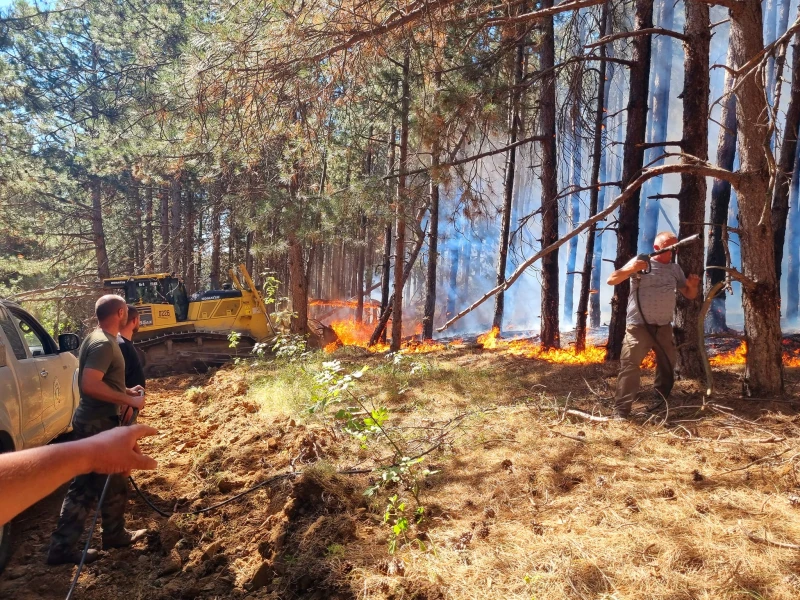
103;265;275;376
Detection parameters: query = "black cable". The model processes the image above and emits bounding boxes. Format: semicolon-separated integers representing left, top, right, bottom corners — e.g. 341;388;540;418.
65;476;111;600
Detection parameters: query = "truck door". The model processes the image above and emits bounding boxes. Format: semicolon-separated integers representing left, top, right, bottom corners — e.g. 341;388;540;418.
6;308;67;443
0;308;45;447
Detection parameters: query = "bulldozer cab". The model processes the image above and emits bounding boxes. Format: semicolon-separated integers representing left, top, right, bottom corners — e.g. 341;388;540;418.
103;274;189;323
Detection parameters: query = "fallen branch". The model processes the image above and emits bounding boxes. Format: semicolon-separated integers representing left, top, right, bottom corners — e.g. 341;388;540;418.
740;524;800;550
437;159;739;332
715;448;792;476
565;408;616;422
548;428;588;443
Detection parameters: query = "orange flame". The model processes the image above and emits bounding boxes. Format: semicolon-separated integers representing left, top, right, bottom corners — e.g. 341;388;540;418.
325;320;459;355
709;342;748;366
477;327;609;365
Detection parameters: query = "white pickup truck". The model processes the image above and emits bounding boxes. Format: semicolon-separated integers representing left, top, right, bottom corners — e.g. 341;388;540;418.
0;298;81;571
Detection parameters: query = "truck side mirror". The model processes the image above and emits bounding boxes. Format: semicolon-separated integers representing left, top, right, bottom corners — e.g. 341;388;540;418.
58;333;80;352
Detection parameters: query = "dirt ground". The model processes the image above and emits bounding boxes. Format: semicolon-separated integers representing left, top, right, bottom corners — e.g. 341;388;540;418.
2;347;800;600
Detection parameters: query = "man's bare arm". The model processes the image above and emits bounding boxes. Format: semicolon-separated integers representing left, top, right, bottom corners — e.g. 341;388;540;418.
0;425;158;526
679;273;701;300
607;258;649;286
81;368;145;410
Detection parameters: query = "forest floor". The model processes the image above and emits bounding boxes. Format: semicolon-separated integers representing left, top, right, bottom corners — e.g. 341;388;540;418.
3;343;800;600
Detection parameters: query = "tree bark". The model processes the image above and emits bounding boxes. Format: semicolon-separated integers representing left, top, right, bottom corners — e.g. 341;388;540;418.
705;45;738;333
576;0;610;352
288;232;309;336
540;0;560;349
131;181;143;274
606;0;653;361
772;31;800;285
673;0;709;380
391;51;411;352
729;0;784;396
422;154;440;338
184;188;195;293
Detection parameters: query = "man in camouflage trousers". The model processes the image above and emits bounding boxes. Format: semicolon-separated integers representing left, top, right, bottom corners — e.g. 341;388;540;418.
47;295;149;566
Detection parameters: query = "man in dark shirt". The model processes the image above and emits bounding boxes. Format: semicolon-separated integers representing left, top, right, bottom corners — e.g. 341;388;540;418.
118;304;145;390
47;295;148;566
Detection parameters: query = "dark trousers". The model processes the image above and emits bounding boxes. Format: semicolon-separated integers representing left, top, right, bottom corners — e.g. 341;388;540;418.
49;414;128;552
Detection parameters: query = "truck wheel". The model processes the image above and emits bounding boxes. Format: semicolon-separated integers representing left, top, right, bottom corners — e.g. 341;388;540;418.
0;522;10;573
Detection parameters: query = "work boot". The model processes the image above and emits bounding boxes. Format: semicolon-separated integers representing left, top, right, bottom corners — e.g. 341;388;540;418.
102;528;147;550
46;546;101;566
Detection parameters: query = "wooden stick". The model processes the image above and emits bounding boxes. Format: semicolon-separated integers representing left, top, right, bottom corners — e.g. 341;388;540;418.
741;525;800;550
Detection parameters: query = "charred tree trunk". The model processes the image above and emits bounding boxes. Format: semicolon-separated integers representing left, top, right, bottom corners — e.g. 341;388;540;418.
606;0;653;361
144;186;154;273
160;186;169;272
131;182;143;274
492;6;526;332
771;31;800;285
422;151;440;338
705;45;738;333
90;177;110;279
729;0;784;396
638;0;676;251
540;0;560;349
391;51;411;352
673;0;709;380
576;0;610;352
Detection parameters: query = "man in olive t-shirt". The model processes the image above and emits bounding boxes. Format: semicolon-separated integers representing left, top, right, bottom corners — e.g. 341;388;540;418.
47;295;149;566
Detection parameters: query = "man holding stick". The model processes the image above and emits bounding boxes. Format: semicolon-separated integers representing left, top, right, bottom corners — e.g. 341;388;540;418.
606;232;700;419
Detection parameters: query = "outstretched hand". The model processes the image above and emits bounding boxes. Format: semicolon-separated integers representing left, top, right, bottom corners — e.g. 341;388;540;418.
81;425;159;476
686;273;701;288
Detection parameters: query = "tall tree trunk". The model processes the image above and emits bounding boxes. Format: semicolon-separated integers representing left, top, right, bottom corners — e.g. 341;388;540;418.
638;0;676;252
729;0;784;396
772;30;800;284
422;157;439;338
391;52;411;351
288;232;309;336
539;0;560;349
786;145;800;320
576;0;610;352
564;112;582;326
131;181;143;274
590;26;618;329
184;188;195;293
170;173;182;274
210;183;222;289
445;240;460;321
492;5;526;332
90;177;111;279
705;45;738;333
673;0;709;380
160;186;169;272
144;186;154;273
606;0;654;361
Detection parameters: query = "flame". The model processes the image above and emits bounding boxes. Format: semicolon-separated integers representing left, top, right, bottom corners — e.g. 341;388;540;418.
709;342;748;366
326;319;458;355
310;299;381;309
477;327;609;365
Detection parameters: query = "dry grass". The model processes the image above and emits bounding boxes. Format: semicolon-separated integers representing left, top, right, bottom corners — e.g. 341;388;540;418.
9;350;796;600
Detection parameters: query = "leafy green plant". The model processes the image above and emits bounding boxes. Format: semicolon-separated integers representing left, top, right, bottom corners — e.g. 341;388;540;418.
271;333;309;361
